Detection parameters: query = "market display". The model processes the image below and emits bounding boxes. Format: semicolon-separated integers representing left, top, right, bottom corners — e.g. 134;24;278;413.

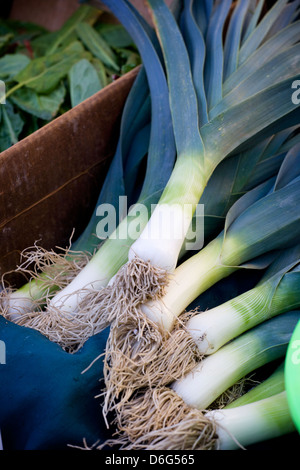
0;0;299;451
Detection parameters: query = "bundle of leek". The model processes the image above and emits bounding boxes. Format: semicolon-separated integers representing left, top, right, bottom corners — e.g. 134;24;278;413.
103;143;300;414
26;0;298;337
109;311;300;450
88;0;300;416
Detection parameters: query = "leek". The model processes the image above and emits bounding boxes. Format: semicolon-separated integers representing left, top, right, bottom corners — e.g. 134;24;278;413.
186;243;300;355
103;145;300;412
95;0;300;280
112;311;300;450
206;391;296;450
225;361;285;409
98;0;300;415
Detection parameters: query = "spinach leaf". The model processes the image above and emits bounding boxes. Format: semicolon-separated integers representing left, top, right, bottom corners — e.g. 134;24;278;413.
12;41;91;95
0;53;31;81
0;100;24;151
68;58;102;107
45;5;101;55
90;57;109;88
95;23;134;48
10;81;66;120
76;22;120;71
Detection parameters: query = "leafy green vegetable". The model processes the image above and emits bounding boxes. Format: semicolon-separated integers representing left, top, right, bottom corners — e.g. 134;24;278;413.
0;6;141;153
0;101;24;151
75;22;119;71
0;33;13;53
45;5;101;55
68;58;102;107
11;41;90;95
0;53;31;81
10;82;66;120
95;23;135;48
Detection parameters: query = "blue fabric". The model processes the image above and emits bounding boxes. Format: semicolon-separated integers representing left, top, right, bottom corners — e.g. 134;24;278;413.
0;317;112;450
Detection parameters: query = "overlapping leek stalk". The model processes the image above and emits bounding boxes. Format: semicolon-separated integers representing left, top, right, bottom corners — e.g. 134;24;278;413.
95;0;300;417
103;144;300;413
192;361;293;450
110;311;300;450
186;244;300;355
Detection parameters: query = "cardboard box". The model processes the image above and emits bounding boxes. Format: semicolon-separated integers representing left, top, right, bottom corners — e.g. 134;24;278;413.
0;66;138;287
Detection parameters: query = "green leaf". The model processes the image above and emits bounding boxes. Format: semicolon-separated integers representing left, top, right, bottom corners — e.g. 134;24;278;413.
0;33;13;52
45;5;101;55
95;23;135;48
90;58;108;87
238;0;289;65
0;54;31;81
117;48;141;74
0;100;24;151
76;22;120;72
10;82;66;120
31;30;78;57
202;74;300;167
68;59;102;107
211;43;300;119
223;21;300;96
11;41;91;95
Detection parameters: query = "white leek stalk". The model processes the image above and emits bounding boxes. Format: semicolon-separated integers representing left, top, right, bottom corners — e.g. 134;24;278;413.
172;312;298;410
110;313;299;450
186;261;300;354
209;391;295;450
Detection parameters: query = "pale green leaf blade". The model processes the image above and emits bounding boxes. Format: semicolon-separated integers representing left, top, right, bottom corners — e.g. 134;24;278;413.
211;43;300;119
68;58;102;107
0;53;31;82
238;0;289;65
75;22;119;71
46;4;100;55
10;82;66;120
223;20;300;96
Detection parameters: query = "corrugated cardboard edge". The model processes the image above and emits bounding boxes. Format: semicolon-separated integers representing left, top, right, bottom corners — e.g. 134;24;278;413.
0;67;139;287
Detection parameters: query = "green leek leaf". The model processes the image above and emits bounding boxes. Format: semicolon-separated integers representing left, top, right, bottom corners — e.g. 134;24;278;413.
180;0;208;126
223;21;300;96
211;43;300;119
223;0;250;80
204;0;231;110
238;0;289;65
